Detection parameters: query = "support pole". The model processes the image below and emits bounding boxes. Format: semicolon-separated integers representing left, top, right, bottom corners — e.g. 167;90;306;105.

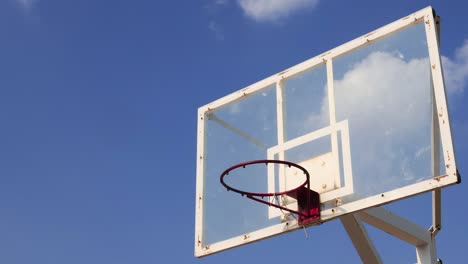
416;240;438;264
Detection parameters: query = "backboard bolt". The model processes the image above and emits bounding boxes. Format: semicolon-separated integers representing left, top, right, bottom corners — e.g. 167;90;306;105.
335;199;342;206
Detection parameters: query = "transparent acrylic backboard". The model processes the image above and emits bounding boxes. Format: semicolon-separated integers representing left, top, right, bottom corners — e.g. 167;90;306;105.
195;7;459;257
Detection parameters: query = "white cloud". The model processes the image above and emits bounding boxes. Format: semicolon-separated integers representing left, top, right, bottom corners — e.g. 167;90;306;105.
296;41;468;199
301;51;432;197
442;39;468;95
16;0;38;12
238;0;319;22
333;52;430;129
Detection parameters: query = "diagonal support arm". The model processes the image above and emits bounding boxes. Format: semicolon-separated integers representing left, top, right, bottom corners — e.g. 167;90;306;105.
358;207;431;246
340;214;383;264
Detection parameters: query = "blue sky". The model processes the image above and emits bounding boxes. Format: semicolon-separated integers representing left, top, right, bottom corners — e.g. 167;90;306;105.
1;0;467;263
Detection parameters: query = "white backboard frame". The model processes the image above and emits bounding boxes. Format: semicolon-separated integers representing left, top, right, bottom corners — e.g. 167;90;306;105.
194;6;459;257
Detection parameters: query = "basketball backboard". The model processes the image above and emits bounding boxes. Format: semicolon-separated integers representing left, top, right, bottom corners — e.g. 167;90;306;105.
195;6;459;257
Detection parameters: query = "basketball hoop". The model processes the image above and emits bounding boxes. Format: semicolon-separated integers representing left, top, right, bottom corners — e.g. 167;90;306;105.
220;160;320;225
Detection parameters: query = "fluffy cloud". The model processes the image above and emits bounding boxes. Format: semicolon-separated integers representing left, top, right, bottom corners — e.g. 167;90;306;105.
294;51;432;198
442;40;468;94
238;0;319;22
295;41;468;200
334;52;430;190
